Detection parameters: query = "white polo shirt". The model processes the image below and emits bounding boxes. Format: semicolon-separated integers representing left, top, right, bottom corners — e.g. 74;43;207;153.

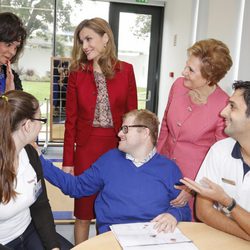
196;137;250;212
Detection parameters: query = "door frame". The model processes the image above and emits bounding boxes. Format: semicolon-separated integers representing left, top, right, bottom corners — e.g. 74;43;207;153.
109;3;164;112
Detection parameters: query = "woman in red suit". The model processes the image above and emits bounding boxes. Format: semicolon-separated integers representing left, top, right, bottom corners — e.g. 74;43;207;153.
62;17;138;244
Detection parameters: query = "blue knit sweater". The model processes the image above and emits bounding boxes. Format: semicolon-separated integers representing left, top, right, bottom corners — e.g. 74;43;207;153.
40;149;191;233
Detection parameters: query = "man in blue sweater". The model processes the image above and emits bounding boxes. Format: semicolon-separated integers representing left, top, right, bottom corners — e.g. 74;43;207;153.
40;109;191;234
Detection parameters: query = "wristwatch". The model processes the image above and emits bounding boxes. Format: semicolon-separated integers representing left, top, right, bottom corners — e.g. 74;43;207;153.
222;198;236;214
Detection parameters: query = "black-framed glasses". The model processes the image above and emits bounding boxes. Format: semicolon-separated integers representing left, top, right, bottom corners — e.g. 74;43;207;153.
31;118;48;124
120;125;148;134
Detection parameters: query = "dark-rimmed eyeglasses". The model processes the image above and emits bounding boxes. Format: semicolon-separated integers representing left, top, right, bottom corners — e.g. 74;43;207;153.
31;118;48;124
119;125;148;134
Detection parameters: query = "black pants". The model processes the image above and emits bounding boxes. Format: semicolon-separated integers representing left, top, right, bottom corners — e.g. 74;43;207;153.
2;222;73;250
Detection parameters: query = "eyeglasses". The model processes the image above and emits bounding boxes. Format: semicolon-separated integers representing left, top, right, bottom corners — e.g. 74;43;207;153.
120;125;148;134
31;118;48;124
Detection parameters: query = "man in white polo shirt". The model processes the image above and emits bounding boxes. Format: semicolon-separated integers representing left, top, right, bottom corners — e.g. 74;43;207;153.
181;80;250;241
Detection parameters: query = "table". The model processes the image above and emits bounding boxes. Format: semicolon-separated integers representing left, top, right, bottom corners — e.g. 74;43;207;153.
72;222;250;250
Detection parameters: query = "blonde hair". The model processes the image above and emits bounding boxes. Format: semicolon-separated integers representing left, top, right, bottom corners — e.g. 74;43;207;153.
188;39;233;86
70;17;118;79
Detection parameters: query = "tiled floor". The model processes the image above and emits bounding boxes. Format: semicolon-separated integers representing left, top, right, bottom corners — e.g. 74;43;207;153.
56;223;96;245
41;144;64;160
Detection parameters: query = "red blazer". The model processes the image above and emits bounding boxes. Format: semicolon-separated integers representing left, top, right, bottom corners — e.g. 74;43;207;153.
63;61;138;166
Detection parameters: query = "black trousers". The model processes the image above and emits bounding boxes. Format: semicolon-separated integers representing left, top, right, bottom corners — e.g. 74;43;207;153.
1;222;73;250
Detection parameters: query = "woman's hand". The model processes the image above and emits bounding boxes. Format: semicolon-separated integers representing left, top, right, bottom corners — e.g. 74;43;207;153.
151;213;177;233
5;61;15;92
62;166;74;175
170;188;192;207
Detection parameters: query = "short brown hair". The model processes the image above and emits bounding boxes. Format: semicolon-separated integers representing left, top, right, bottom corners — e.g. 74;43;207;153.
123;109;159;146
71;17;117;78
187;39;233;86
233;81;250;117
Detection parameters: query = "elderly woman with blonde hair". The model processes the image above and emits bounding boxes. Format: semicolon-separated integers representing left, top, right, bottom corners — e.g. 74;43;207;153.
157;39;233;218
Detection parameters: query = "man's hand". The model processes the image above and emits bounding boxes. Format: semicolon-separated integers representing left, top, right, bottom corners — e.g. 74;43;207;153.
62;166;74;175
151;213;177;233
170;188;192;207
180;177;231;206
5;61;15;92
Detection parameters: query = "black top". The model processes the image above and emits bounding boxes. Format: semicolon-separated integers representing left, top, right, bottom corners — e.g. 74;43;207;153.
25;144;60;249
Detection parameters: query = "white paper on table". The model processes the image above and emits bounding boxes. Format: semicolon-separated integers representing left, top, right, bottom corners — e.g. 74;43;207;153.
123;242;199;250
110;222;197;249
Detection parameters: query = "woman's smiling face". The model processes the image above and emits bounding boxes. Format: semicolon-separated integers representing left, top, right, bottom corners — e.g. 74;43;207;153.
182;55;207;90
79;27;108;63
0;41;20;65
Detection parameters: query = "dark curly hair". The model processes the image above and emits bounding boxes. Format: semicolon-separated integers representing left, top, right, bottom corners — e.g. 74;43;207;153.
0;12;27;63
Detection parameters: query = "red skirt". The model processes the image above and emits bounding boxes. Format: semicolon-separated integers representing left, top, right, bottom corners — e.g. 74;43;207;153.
74;127;118;220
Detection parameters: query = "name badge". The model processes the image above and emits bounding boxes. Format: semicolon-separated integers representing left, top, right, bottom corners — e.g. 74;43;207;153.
34;179;42;200
221;177;236;186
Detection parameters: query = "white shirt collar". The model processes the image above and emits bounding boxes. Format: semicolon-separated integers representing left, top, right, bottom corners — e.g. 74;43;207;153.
126;147;156;167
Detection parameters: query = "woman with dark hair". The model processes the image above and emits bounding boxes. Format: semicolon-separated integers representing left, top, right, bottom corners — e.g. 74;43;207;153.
157;39;233;218
0;12;27;93
62;17;138;243
0;91;73;250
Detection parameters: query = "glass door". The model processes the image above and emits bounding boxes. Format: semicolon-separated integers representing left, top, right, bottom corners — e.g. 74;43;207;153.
109;3;164;112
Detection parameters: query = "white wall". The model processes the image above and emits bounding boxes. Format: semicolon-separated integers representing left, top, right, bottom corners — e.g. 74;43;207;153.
238;0;250;81
157;0;250;121
158;0;195;120
196;0;242;93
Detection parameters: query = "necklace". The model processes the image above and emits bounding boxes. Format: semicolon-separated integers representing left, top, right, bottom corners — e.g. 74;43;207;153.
189;85;216;104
